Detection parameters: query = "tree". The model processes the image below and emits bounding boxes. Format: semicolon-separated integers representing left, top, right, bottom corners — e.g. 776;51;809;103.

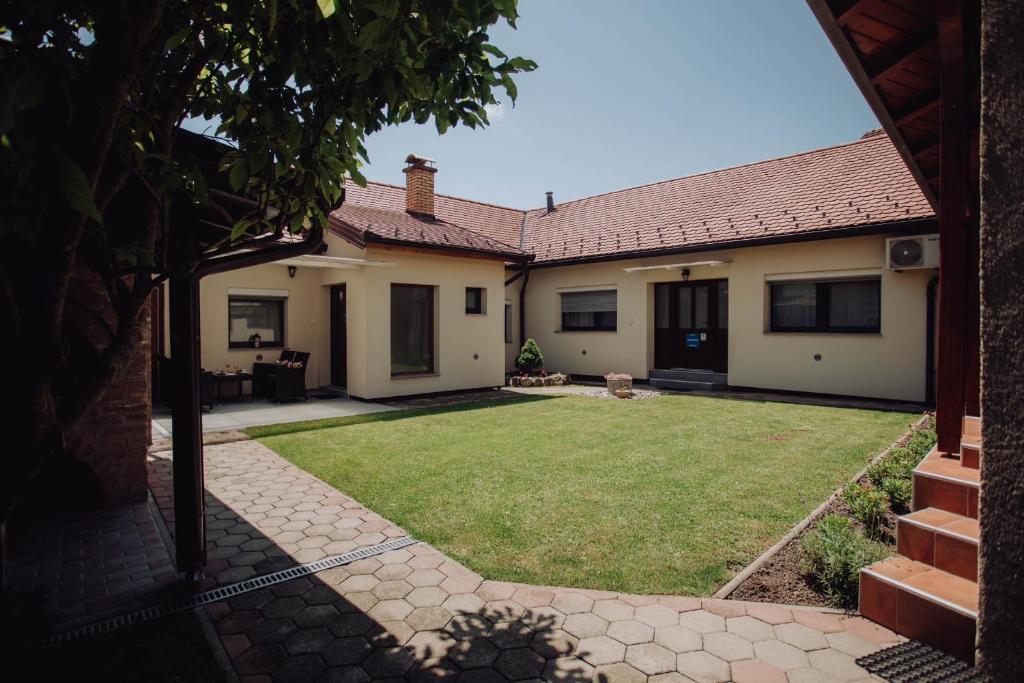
515;338;544;374
0;1;535;526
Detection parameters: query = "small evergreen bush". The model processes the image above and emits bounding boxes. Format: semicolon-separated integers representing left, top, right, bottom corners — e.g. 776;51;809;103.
843;482;888;538
801;515;888;608
515;338;544;374
881;477;912;513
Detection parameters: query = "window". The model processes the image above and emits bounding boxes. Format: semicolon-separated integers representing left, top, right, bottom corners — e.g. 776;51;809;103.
465;287;485;314
769;278;880;333
561;289;617;331
391;284;435;375
229;297;285;348
504;301;513;343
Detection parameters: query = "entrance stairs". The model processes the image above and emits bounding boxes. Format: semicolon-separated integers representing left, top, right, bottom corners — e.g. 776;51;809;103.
649;368;727;392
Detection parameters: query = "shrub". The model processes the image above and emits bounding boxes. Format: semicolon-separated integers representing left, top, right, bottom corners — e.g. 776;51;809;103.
515;338;544;374
881;477;912;513
801;515;888;608
843;483;888;538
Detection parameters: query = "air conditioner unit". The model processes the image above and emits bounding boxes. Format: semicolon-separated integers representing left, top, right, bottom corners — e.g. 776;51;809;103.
886;235;940;270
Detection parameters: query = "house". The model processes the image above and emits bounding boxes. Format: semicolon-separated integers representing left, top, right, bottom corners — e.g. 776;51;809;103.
172;131;936;404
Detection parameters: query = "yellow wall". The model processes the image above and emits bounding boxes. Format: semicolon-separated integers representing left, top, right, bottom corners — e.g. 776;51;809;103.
195;232;507;400
521;234;935;402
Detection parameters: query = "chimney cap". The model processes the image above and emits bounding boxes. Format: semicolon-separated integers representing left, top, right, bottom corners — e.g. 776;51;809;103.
404;154;436;170
546;191;555;213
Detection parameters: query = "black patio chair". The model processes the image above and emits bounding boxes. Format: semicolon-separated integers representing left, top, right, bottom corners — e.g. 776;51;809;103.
253;350;309;402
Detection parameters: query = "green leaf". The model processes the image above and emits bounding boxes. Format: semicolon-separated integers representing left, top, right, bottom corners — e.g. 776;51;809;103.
316;0;336;19
481;44;507;59
231;218;254;240
165;27;190;50
348;167;367;187
228;160;248;192
53;149;102;224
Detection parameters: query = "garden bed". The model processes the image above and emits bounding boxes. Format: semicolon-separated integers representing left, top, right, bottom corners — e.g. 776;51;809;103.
728;414;935;609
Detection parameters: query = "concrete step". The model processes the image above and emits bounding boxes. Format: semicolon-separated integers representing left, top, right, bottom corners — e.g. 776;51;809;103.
912;446;980;518
897;508;979;582
960;436;981;470
649;378;720;392
649;368;727;384
860;556;977;664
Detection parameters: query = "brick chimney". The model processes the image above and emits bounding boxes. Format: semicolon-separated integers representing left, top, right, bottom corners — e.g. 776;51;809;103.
403;154;437;217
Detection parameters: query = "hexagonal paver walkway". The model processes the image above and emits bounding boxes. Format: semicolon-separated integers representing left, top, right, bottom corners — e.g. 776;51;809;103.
149;438;904;681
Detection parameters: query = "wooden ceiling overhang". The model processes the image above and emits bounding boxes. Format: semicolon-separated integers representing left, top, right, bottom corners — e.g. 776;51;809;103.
807;0;944;210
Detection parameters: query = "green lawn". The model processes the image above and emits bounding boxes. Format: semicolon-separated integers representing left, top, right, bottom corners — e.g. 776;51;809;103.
254;394;914;595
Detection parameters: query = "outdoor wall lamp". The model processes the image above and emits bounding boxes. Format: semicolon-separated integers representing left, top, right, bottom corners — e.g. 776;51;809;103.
288;265;297;278
681;267;691;281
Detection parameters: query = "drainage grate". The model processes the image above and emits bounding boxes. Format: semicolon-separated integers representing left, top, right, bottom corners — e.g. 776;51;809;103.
856;641;982;682
51;535;418;644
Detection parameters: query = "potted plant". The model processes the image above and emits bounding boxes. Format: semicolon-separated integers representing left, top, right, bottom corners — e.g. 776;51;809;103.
605;372;633;396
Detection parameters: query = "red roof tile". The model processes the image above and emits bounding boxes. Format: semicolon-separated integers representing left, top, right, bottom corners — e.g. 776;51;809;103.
335;134;934;264
522;134;934;264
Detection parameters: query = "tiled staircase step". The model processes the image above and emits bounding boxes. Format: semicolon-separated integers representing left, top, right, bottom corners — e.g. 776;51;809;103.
960;437;981;470
860;556;978;664
897;508;979;581
912;447;980;518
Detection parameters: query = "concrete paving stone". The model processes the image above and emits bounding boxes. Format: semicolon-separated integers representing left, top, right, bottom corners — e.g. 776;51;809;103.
440;574;483;594
261;596;306;619
407;606;455;632
406;658;462;683
455;668;507;683
272;577;315;597
542;656;595;682
445;614;495;640
593;662;648;683
294;604;341;628
825;631;881;658
355;532;387;546
754;639;811;671
327;528;360;542
362;645;416;678
563;613;610;639
374;580;414;600
620;595;658;608
304;585;346;606
280;520;311;532
576;635;627;666
840;617;901;644
318;665;372;683
657;596;703;613
701;599;747;619
217;566;258;583
494;647;547;680
745;603;794;625
512;587;556;608
806;649;871;681
228;591;275;611
593;600;635;622
484;599;527;622
368;619;416;647
635;604;680;628
405;630;457;660
488;620;535;649
607;619;654;645
702;631;754;662
344;591;379;612
449;637;500;669
324;541;359;555
339;575;380;593
408;554;446;570
649;673;697;683
520;605;567;631
785;668;837;683
327;612;375;637
367;598;414;622
623;639;679;673
249;618;300;645
408;569;447;587
444;593;487;615
551;593;595;615
408;586;450;608
792;611;846;634
346;558;382;575
476;581;517;601
678;610;726;634
676;651;731;683
530;628;578;659
653;624;703;654
284;626;333;655
731;659;787;683
375;564;414;581
215;608;265;636
727;615;777;642
775;622;830;651
234;643;287;676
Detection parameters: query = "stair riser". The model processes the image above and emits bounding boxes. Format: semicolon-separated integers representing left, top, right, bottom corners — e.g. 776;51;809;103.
962;416;981;440
649;369;727;384
649;379;720;392
897;522;978;582
912;474;979;518
860;572;977;665
961;444;981;469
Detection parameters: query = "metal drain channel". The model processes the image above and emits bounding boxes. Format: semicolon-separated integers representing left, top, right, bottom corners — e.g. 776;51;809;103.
51;536;418;644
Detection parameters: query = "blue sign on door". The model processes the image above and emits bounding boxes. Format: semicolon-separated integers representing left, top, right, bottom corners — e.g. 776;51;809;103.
686;332;700;348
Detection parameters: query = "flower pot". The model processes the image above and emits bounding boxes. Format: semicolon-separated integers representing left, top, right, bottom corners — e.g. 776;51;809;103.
607;378;632;395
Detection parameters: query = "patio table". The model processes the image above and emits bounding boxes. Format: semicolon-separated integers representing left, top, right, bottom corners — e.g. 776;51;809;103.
213;372;254;404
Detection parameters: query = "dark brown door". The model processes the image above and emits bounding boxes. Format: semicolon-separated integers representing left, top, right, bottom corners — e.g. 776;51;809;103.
654;279;728;372
330;284;347;387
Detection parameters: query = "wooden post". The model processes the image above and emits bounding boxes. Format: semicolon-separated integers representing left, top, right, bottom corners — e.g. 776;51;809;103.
935;0;969;455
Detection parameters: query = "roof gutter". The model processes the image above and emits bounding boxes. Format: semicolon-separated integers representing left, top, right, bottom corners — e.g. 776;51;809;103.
363;233;533;263
528;217;938;269
805;0;939;210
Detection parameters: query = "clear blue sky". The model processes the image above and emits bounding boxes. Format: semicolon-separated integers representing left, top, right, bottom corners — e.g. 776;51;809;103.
360;1;878;209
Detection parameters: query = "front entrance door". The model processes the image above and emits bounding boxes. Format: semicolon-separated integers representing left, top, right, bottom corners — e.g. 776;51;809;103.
654;279;728;372
330;284;347;387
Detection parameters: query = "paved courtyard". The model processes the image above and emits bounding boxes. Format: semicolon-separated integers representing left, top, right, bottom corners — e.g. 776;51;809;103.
146;438;901;682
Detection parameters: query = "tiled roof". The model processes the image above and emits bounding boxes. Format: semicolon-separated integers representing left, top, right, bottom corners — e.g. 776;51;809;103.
333;134;934;264
329;202;530;260
522;134;934;264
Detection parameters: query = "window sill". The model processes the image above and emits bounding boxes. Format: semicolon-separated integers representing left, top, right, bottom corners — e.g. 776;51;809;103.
391;372;440;379
229;345;284;351
465;312;488;316
764;330;882;337
556;329;618;333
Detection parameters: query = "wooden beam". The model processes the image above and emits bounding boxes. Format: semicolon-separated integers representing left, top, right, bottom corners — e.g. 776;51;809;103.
870;31;937;84
895;94;941;127
835;0;868;26
935;0;969;455
912;138;942;157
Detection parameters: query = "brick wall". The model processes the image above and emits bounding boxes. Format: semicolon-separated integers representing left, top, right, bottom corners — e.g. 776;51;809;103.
404;165;436;216
63;268;151;506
